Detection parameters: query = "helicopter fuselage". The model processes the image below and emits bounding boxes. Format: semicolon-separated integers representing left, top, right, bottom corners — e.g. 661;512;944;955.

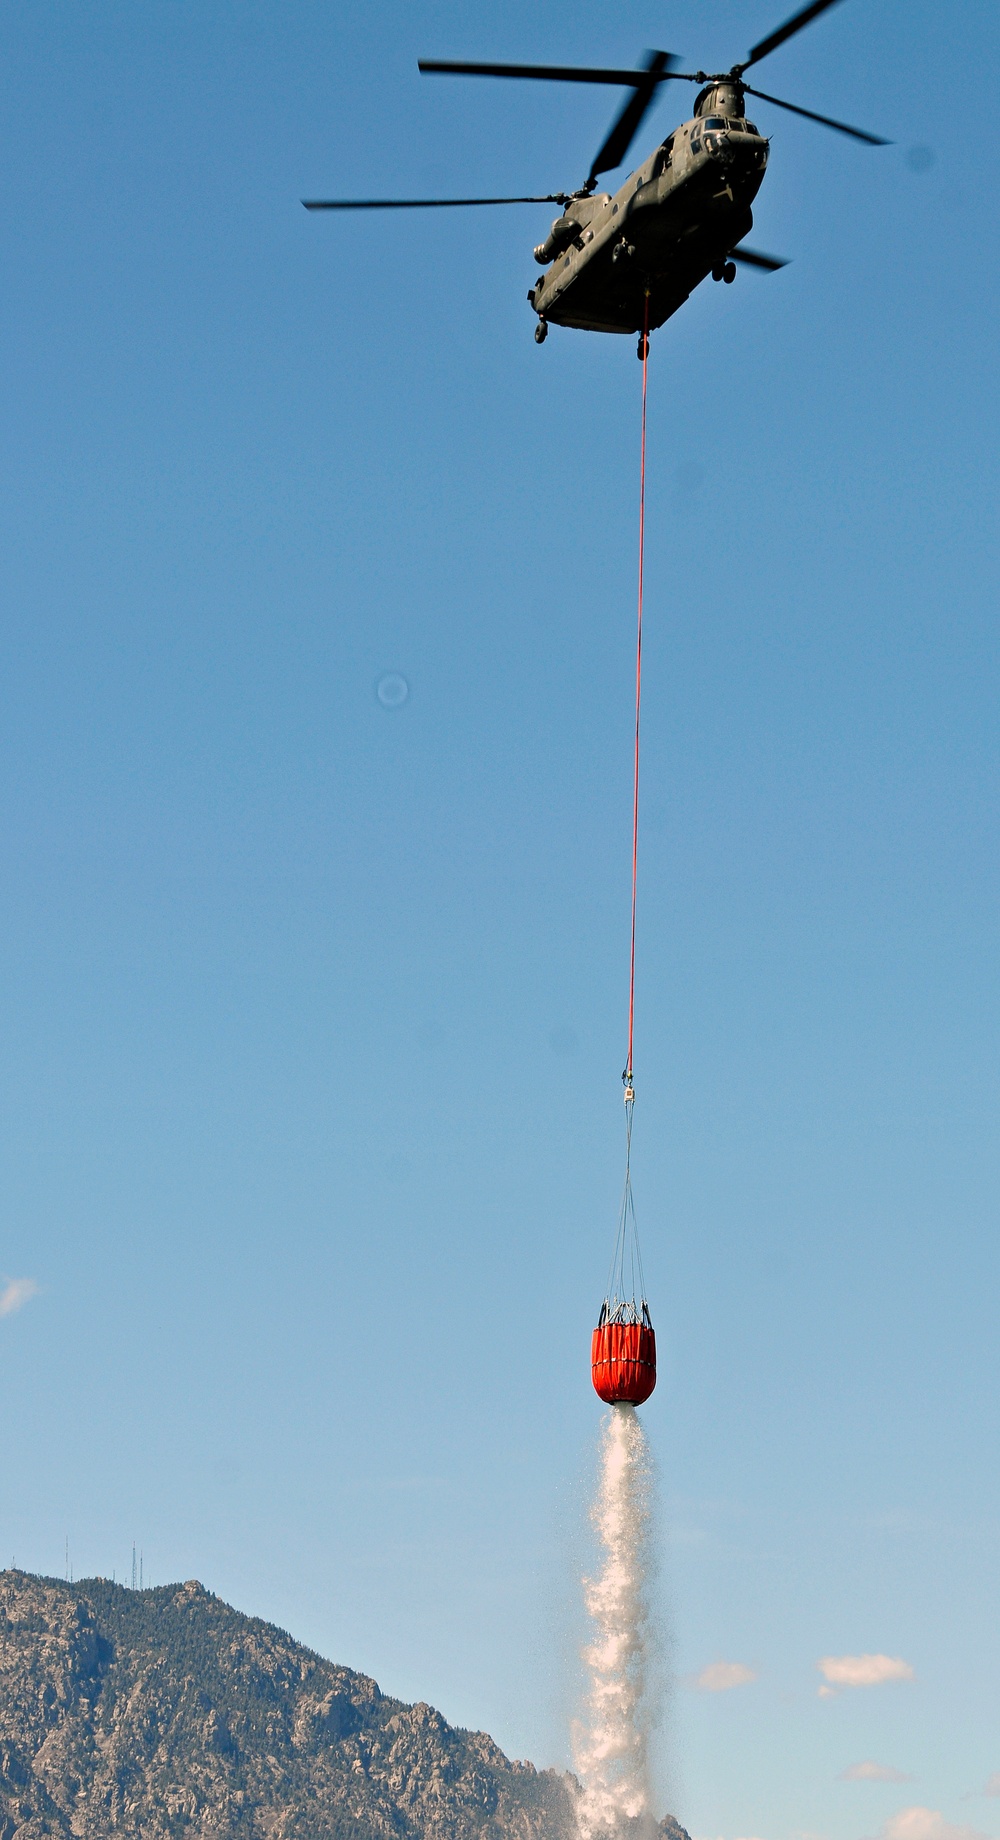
313;5;886;341
530;109;769;336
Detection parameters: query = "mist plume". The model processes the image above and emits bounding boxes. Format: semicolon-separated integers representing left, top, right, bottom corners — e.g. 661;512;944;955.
574;1404;656;1840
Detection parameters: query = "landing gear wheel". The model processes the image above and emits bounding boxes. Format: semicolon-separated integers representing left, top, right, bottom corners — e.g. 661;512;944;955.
637;333;649;361
723;261;737;283
534;320;548;344
712;263;725;282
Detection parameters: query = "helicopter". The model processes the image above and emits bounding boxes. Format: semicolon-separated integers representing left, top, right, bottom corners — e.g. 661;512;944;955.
304;0;888;356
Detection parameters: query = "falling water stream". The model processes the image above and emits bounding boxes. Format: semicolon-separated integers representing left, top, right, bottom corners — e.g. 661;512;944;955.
574;1404;656;1840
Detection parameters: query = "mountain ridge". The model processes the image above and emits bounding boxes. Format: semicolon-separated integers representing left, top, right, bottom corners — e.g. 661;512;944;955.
0;1570;688;1840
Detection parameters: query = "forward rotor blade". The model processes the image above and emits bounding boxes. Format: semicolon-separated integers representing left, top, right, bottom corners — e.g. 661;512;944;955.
589;50;678;181
302;194;567;210
744;0;844;68
742;83;889;143
418;56;681;89
730;244;789;271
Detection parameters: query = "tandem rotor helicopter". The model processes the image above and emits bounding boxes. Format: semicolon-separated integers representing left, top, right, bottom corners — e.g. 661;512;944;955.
304;0;888;356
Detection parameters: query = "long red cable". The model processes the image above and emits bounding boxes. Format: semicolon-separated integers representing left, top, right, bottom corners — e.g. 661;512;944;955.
625;294;650;1094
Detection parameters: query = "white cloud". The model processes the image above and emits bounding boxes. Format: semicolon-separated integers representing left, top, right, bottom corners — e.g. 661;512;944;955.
984;1780;1000;1801
692;1661;759;1693
818;1654;915;1689
842;1762;912;1784
878;1807;990;1840
0;1278;38;1318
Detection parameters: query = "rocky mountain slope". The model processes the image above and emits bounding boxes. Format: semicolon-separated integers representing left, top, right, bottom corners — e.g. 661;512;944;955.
0;1571;688;1840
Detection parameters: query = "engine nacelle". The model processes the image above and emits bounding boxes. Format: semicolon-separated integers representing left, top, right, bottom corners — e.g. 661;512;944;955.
533;216;581;266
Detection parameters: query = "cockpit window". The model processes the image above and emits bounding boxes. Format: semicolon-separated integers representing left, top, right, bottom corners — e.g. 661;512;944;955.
745;121;760;135
702;117;726;130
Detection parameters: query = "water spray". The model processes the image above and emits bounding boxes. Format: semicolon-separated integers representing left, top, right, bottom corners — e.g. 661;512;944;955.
574;1405;656;1840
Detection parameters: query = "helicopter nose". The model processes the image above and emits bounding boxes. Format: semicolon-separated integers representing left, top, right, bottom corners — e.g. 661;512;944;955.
704;132;735;164
709;132;767;175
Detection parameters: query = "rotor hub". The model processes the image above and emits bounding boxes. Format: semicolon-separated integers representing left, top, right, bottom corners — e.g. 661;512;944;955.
694;75;746;118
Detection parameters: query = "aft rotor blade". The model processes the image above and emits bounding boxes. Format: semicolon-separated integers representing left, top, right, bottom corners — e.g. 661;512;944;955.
418;56;681;89
742;83;889;143
302;194;567;210
744;0;845;68
589;50;679;181
730;244;789;271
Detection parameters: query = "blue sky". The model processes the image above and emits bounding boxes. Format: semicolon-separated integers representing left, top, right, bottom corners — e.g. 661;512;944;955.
1;3;998;1839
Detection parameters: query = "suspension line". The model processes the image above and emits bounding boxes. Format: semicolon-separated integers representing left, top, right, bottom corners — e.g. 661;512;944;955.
624;291;650;1106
